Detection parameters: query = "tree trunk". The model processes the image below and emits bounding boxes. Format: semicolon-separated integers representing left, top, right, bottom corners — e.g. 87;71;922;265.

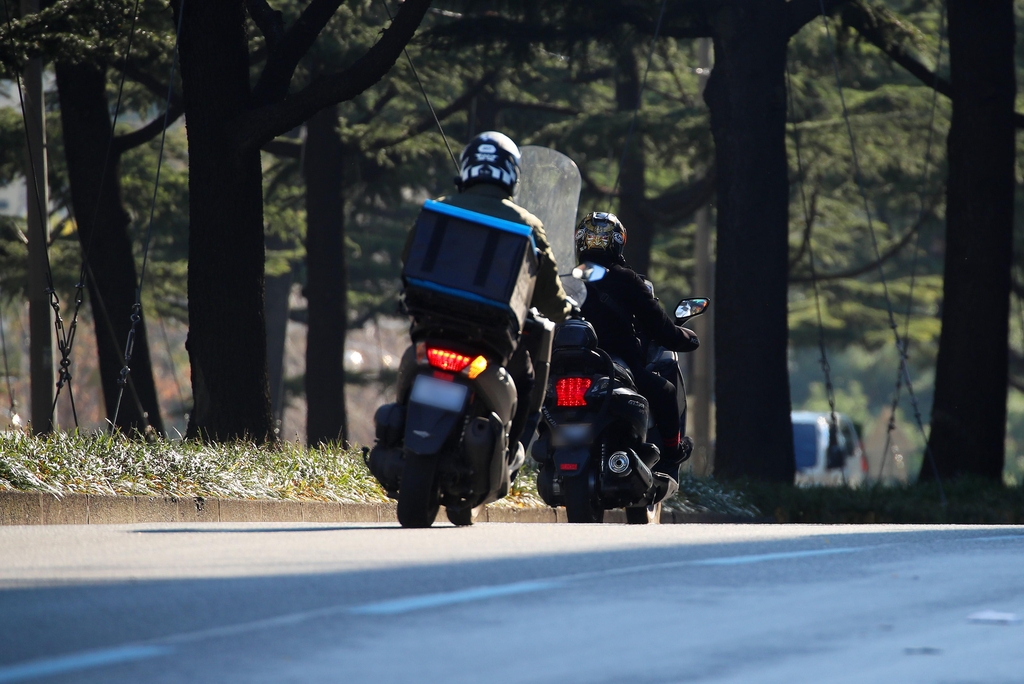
924;0;1015;481
614;43;651;275
178;0;273;441
264;248;291;427
303;105;348;446
54;61;166;435
703;0;794;481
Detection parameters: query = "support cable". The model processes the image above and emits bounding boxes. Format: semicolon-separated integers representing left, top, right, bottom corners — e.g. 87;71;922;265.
379;0;459;174
610;0;670;199
2;0;69;424
817;1;945;503
878;0;946;482
111;0;186;428
785;60;843;483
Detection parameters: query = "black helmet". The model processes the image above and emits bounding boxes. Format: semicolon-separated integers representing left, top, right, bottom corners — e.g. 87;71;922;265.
575;211;627;262
458;131;521;195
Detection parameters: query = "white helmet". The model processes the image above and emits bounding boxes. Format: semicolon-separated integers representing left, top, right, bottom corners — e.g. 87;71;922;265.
458;131;521;194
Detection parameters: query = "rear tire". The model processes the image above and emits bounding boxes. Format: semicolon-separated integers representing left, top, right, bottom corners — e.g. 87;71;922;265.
564;473;604;523
445;505;478;527
625;502;662;524
397;454;440;528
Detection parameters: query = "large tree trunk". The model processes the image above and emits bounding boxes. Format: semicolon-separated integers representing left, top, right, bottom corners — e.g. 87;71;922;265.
703;0;794;481
924;0;1015;481
614;43;650;275
54;61;165;435
264;249;291;427
178;0;273;441
303;105;348;445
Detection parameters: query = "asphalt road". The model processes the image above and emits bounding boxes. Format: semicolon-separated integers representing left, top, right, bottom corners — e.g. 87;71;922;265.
1;521;1022;683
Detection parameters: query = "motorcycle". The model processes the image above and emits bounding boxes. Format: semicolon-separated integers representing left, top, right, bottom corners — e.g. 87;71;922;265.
367;147;582;528
533;262;709;524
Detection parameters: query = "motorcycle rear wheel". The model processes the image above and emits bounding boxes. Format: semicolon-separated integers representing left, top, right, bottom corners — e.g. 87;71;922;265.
625;502;662;524
445;505;478;527
564;473;604;523
397;453;440;528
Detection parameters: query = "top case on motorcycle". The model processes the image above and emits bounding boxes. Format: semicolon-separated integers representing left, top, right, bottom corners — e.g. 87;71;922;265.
403;201;539;358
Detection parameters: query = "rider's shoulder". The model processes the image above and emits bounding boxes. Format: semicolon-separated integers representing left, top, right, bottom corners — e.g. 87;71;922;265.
500;198;543;231
439;189;542;231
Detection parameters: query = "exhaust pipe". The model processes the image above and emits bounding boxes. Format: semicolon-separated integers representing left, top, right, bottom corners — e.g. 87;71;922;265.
608;451;631;475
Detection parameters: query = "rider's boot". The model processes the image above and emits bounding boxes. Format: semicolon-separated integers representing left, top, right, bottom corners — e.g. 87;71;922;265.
650;436;693;502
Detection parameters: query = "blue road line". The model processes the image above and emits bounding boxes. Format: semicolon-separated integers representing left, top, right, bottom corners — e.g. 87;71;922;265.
349;580;562;615
0;646;172;683
690;547;860;565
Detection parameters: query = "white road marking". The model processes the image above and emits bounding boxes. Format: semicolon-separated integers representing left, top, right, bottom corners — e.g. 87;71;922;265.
0;646;172;683
970;535;1024;542
0;544;860;681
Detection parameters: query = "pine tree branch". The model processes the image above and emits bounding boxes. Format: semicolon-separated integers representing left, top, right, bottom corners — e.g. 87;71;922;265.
250;0;347;106
245;0;284;51
788;210;932;283
118;58;182;107
492;99;580;116
234;0;432;151
843;1;1024;128
262;138;302;159
787;0;853;37
580;166;716;225
637;167;716;225
367;70;497;150
112;103;185;155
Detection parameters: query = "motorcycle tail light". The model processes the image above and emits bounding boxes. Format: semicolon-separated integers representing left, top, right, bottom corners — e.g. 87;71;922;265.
427;347;472;373
555;377;592;407
426;347;488;379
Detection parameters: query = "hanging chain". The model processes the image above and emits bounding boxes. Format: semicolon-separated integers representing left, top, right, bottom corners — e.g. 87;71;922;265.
2;0;68;426
877;0;946;482
818;0;945;504
786;60;843;481
112;0;186;428
52;0;144;428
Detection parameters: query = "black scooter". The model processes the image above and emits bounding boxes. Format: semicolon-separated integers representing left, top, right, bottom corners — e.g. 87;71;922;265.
533;263;708;524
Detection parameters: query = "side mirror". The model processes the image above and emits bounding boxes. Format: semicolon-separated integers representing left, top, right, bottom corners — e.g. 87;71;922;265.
675;298;710;321
571;262;607;283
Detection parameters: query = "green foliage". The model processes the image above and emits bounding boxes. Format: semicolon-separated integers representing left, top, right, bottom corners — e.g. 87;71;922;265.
0;0;130;77
742;477;1024;524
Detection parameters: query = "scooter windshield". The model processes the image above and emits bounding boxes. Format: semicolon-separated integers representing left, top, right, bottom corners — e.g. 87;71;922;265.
514;146;584;306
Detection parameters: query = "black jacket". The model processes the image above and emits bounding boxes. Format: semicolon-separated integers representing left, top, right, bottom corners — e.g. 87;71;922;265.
580;260;699;370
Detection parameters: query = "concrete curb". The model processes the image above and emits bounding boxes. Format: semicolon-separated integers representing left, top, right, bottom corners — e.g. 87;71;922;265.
0;491;753;526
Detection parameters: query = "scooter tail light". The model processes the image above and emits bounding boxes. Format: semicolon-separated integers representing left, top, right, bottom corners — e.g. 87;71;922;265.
555;377;592;407
426;347;473;373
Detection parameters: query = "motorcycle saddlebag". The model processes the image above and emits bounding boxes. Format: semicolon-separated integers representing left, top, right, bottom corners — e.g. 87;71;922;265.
403;200;539;339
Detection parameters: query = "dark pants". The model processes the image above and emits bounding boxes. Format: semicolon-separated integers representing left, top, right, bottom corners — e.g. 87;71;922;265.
633;367;682;455
507;324;551;451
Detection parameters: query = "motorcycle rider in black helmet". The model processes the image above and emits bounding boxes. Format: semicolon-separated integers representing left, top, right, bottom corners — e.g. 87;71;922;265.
575;211;698;479
401;131;572;470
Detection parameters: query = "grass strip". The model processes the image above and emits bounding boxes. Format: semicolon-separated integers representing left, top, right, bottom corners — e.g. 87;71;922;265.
2;433;1021;522
0;432;542;507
